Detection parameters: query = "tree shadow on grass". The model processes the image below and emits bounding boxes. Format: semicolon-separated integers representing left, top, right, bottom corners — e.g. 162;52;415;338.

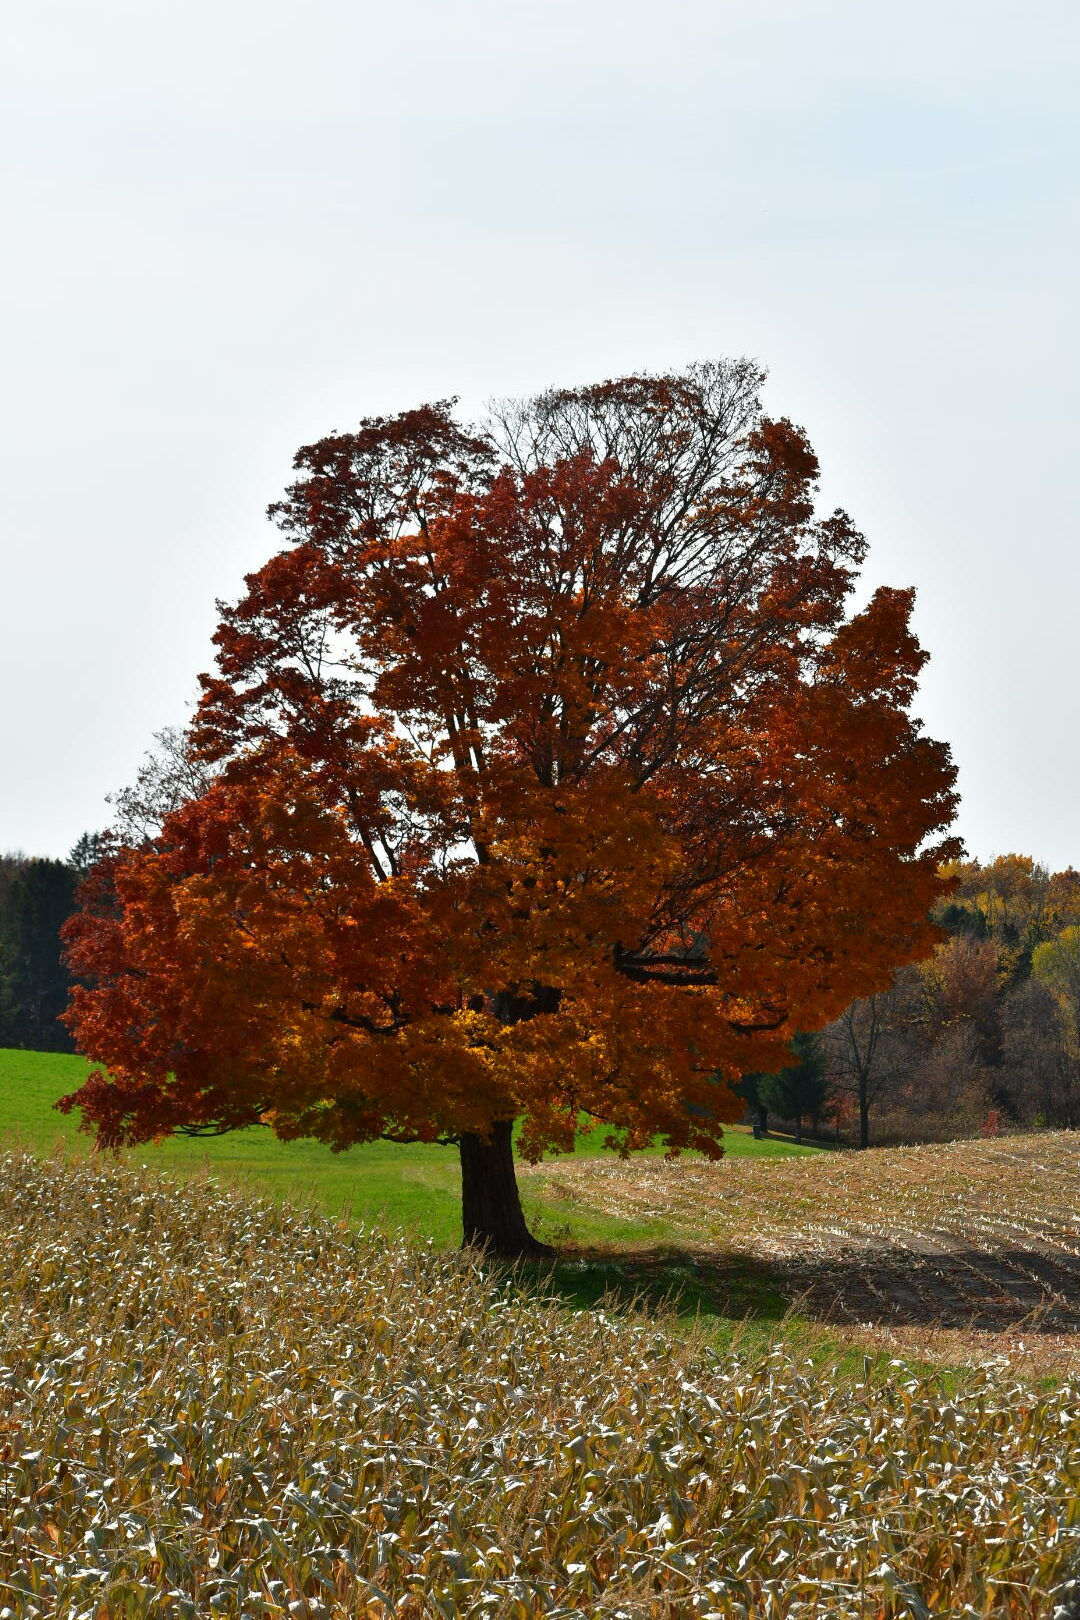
534;1245;791;1327
758;1240;1080;1335
503;1237;1080;1340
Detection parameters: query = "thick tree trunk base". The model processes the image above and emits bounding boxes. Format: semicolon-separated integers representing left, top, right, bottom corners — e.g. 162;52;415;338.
459;1120;554;1258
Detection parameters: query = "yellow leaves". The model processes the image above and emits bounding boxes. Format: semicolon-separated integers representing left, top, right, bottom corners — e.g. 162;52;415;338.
1031;927;1080;1058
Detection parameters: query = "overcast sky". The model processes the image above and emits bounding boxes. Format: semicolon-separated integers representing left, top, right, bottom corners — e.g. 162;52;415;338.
3;0;1077;868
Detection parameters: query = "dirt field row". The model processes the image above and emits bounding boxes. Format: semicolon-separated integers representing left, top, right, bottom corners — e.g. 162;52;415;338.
527;1132;1080;1362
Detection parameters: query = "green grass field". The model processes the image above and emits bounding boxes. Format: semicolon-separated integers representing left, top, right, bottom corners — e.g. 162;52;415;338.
0;1047;817;1242
0;1047;821;1337
10;1049;1071;1384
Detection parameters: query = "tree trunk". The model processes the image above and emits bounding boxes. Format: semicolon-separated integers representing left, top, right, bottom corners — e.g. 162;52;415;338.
859;1076;870;1150
794;1115;803;1144
459;1120;554;1257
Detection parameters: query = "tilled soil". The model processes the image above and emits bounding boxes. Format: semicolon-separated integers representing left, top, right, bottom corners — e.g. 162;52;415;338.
526;1133;1080;1357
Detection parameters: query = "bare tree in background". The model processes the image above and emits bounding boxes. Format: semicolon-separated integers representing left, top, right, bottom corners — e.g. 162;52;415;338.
108;726;218;846
823;992;915;1149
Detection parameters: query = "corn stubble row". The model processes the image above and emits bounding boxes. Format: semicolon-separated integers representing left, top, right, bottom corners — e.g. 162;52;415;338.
1;1155;1079;1618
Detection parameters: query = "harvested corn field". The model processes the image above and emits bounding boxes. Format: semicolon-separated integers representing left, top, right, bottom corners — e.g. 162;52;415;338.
527;1133;1080;1363
4;1151;1080;1617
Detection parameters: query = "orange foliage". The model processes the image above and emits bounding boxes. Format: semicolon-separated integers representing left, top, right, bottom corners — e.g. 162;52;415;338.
61;366;959;1165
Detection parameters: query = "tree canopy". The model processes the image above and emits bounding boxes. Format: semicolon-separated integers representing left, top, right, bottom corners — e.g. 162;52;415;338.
60;362;959;1252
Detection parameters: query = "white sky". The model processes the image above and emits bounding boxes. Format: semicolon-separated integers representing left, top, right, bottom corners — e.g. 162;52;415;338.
3;0;1077;868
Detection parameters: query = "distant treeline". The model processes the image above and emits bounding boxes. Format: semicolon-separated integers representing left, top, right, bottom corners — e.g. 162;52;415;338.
744;856;1080;1147
858;856;1080;1143
0;835;102;1052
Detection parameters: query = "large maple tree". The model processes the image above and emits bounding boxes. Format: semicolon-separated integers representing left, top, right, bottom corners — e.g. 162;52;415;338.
61;363;959;1253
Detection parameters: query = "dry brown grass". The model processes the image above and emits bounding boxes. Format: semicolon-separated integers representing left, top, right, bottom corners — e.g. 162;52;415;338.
3;1150;1080;1616
527;1131;1080;1373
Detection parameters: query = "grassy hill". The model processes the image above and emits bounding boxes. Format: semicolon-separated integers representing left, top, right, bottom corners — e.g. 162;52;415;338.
0;1046;818;1247
9;1049;1080;1376
3;1148;1078;1617
7;1048;1080;1609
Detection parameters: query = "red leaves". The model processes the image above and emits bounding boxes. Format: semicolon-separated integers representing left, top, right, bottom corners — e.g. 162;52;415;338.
62;364;959;1160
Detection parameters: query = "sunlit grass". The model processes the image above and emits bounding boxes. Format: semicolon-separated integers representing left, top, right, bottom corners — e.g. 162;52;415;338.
0;1048;838;1354
0;1047;818;1251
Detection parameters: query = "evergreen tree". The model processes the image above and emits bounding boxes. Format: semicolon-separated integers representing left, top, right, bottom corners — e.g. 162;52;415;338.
756;1033;829;1143
0;859;78;1051
69;830;110;880
733;1072;770;1136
